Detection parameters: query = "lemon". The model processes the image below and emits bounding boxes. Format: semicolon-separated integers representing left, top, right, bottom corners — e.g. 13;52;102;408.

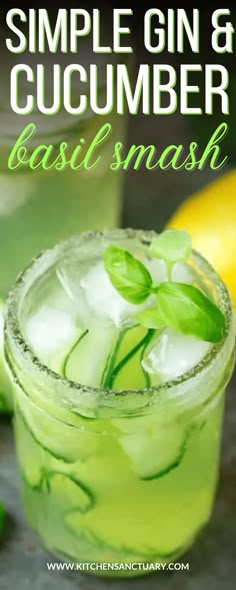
167;170;236;307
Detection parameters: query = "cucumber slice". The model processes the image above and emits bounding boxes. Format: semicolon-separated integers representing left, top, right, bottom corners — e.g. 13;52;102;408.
102;327;154;390
65;512;184;562
114;415;188;480
15;407;94;511
47;472;93;514
61;329;89;376
113;325;149;366
120;428;187;480
14;411;45;489
64;326;118;387
16;396;100;464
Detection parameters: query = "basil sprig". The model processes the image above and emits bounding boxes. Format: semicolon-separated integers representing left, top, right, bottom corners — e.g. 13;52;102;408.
104;231;226;343
150;229;191;263
104;245;153;304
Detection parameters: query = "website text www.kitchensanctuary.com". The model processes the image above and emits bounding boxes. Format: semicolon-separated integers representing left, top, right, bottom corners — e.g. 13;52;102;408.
46;561;190;573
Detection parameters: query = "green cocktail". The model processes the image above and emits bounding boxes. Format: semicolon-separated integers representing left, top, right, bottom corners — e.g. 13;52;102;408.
0;32;126;410
4;229;235;576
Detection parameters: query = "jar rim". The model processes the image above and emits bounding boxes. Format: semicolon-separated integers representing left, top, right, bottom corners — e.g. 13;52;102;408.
4;229;234;411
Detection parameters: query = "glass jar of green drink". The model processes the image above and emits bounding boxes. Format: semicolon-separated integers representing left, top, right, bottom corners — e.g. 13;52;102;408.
0;11;128;410
4;229;235;577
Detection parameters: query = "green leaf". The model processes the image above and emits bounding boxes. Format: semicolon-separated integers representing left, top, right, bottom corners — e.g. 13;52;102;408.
150;230;192;264
136;308;166;330
157;282;226;343
0;502;5;536
104;245;152;304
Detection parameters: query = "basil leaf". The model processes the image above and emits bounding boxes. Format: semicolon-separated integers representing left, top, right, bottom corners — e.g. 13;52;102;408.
157;282;226;343
150;230;192;263
136;308;166;330
104;245;152;304
0;502;5;536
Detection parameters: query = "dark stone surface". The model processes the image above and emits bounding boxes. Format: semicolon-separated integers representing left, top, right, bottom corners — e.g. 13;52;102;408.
0;369;236;589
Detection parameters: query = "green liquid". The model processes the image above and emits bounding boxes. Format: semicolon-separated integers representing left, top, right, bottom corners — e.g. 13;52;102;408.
6;231;234;576
14;379;224;574
11;321;229;575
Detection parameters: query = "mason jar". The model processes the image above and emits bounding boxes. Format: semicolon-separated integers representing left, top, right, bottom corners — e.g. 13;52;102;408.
4;229;235;577
0;9;129;410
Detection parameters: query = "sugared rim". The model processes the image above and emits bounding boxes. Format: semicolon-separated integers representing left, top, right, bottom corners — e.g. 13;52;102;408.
4;228;234;402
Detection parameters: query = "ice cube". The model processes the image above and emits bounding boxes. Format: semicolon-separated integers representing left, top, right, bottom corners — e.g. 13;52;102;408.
172;262;195;284
142;327;210;381
56;267;75;302
80;262;152;328
25;306;77;355
56;266;100;329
